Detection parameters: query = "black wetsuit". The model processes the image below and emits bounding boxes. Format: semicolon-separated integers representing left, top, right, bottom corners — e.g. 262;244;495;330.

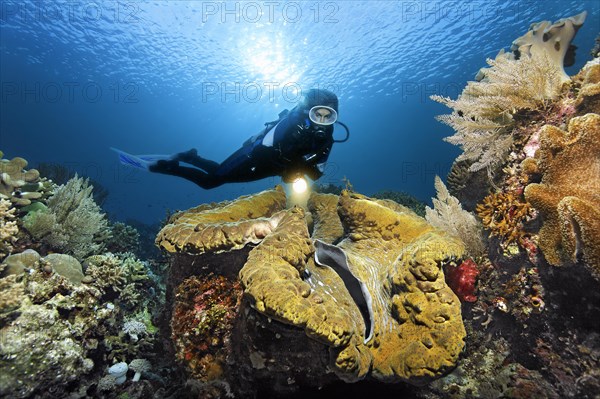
149;107;334;189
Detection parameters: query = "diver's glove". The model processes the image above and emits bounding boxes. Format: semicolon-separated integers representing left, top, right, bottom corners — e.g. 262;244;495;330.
282;171;301;184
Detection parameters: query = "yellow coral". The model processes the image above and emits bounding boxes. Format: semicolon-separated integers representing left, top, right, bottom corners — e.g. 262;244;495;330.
574;60;600;114
241;194;466;383
161;189;466;385
156;186;287;254
0;152;42;207
476;192;533;246
307;192;344;243
524;114;600;274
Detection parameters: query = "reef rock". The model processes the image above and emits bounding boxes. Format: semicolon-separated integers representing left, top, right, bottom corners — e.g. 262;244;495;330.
160;187;466;395
43;253;85;285
524;113;600;275
0;249;40;276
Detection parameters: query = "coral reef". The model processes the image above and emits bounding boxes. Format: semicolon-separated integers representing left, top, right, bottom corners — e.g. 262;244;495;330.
0;264;112;398
431;54;565;174
171;274;242;380
573;58;600;115
483;12;587;83
431;12;587;176
445;259;480;303
371;189;427;216
426;176;486;257
476;191;535;248
35;161;110;206
0;198;18;259
156;186;287;254
106;222;140;254
42;253;85;285
160;186;467;395
0;151;52;209
0;249;40;276
523;113;600;273
23;175;110;259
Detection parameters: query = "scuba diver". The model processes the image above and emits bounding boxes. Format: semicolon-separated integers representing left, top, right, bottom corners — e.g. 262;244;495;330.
112;88;350;189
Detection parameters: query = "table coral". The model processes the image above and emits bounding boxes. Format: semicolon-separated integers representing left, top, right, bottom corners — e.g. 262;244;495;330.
523;113;600;275
0;151;51;208
162;187;467;391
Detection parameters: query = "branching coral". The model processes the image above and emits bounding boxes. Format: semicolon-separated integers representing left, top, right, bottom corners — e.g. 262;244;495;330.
0;199;18;259
425;176;486;257
23;175;110;259
106;222;140;254
84;253;127;293
476;191;534;247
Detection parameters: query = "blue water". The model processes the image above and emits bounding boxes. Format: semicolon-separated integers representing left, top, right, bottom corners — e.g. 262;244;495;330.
1;1;598;224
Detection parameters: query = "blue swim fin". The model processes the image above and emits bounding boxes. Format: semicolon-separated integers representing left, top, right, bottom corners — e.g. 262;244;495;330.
110;147;173;171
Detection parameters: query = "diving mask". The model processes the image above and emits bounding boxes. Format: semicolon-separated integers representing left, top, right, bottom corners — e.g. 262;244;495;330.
308;106;337;126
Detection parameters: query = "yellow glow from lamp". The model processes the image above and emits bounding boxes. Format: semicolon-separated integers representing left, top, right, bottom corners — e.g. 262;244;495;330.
292;177;308;193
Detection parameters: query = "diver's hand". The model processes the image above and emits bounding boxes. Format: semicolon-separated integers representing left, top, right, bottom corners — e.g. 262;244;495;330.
282;171;300;184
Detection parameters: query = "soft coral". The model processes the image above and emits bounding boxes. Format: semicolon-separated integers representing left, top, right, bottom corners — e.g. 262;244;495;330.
445;259;480;302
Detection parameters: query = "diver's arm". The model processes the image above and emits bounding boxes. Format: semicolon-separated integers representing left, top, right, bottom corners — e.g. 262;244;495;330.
301;144;332;181
305;163;325;181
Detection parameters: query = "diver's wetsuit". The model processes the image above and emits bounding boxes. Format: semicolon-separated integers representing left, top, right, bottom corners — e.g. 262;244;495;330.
149;106;334;189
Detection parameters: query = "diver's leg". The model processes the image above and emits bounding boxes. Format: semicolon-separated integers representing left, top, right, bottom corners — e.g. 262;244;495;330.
174;149;219;173
149;160;223;189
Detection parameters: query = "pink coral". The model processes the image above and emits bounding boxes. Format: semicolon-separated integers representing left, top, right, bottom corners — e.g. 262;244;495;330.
445;259;480;302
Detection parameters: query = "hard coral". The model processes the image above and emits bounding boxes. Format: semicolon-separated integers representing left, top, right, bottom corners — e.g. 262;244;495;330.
476;191;534;247
0;198;18;259
523;113;600;274
0;151;45;207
